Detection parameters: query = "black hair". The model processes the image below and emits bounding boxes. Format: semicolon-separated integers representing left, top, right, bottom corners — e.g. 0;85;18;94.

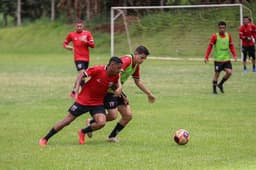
75;19;84;24
243;16;249;19
218;21;226;26
108;56;123;65
134;45;150;56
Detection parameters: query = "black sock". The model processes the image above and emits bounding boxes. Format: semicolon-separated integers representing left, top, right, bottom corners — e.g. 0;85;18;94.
219;78;227;86
44;128;57;140
253;64;255;69
81;126;92;134
213;80;217;89
108;123;124;138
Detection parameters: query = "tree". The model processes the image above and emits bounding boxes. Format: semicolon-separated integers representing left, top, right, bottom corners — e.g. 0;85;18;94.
17;0;21;26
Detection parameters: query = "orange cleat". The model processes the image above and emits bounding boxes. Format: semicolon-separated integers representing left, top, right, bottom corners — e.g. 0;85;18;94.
39;138;48;146
78;129;86;144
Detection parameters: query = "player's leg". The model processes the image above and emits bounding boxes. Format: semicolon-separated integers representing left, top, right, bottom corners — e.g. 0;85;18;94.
218;61;232;93
107;104;132;142
242;46;248;72
39;103;84;146
78;106;106;144
213;61;221;94
85;93;118;138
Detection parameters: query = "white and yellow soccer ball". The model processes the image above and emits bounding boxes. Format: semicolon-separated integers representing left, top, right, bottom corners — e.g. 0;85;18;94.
173;129;190;145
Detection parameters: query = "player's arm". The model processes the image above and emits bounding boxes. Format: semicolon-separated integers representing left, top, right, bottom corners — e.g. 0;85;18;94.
63;33;74;51
80;32;95;48
228;33;237;61
204;34;216;63
113;75;122;97
134;78;155;103
71;71;87;99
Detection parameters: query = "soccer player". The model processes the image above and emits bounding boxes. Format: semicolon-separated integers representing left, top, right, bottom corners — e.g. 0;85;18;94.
204;21;237;94
86;45;156;142
64;19;94;71
39;57;123;146
239;16;256;72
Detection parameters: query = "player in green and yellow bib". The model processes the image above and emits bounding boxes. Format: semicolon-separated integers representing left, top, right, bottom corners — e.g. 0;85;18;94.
204;21;237;94
86;46;156;142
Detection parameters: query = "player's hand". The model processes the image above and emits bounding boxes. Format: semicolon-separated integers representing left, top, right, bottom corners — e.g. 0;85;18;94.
204;59;209;64
148;93;156;103
113;88;122;97
69;90;77;100
123;96;129;105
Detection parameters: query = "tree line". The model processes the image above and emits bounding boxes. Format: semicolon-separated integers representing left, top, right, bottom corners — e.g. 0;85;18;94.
0;0;252;27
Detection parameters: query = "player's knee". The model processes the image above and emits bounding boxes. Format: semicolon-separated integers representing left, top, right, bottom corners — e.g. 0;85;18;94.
123;112;133;122
96;120;106;129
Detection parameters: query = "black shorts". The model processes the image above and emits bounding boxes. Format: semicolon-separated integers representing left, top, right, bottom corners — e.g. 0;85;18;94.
214;61;232;72
75;61;89;71
242;46;255;61
104;93;127;109
68;102;105;117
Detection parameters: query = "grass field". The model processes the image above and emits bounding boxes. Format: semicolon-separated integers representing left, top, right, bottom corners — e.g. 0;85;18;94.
1;53;256;170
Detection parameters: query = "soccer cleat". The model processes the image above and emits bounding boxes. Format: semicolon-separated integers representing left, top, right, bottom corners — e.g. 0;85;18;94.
107;137;119;143
253;68;256;72
213;86;217;94
78;129;86;144
86;118;93;138
217;84;224;93
39;138;48;146
243;68;247;73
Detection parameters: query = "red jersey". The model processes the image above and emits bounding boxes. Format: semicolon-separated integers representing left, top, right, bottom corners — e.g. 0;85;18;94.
239;24;255;46
249;23;256;39
205;33;237;60
63;30;95;62
76;65;119;106
121;55;140;79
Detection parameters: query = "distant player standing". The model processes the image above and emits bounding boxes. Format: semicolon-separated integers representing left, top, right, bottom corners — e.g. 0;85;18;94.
205;21;237;94
239;16;256;72
39;57;122;146
86;45;156;142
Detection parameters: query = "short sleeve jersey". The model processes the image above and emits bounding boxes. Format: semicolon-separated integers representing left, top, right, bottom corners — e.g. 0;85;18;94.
120;55;140;84
76;65;120;106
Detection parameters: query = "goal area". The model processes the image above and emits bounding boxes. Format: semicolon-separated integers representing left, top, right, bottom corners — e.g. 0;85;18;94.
110;4;253;60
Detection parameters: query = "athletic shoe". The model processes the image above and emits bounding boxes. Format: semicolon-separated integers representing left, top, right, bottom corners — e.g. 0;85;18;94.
253;68;256;72
78;129;86;144
86;118;93;138
39;138;48;146
70;90;76;100
217;84;224;93
107;137;119;143
243;68;248;73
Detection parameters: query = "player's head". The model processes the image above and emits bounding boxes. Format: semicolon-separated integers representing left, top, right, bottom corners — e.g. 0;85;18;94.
75;19;84;33
133;45;150;64
218;21;226;34
243;16;250;26
107;56;123;75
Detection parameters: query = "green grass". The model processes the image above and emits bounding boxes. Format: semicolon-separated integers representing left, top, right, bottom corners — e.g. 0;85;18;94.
1;53;256;169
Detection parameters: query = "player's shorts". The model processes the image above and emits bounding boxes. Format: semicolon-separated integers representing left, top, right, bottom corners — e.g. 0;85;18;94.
214;61;232;72
68;102;105;117
104;92;127;109
242;46;255;61
74;61;89;71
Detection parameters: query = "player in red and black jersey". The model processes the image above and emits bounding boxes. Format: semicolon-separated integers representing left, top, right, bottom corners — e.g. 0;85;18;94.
39;57;122;146
239;16;256;72
64;19;95;72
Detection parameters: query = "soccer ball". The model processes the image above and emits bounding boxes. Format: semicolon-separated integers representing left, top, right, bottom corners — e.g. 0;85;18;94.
173;129;190;145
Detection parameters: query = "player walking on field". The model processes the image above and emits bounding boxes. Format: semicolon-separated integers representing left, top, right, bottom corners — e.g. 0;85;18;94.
64;19;95;72
86;45;156;142
39;57;123;146
239;16;256;72
204;21;237;94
